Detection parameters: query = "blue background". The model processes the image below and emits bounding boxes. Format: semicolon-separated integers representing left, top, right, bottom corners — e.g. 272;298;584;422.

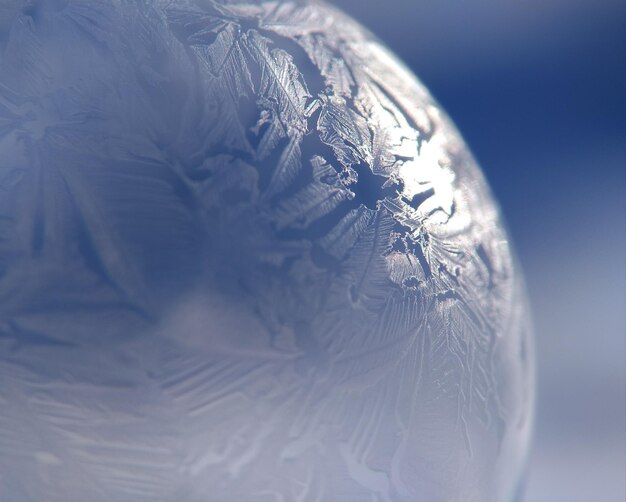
332;0;626;500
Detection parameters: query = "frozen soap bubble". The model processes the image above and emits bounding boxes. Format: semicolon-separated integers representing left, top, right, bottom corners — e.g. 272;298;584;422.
0;1;533;501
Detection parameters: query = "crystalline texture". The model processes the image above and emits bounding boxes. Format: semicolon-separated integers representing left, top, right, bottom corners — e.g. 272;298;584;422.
0;1;533;501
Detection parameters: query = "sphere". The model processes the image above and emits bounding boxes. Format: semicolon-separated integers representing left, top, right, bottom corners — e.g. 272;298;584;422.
0;1;533;501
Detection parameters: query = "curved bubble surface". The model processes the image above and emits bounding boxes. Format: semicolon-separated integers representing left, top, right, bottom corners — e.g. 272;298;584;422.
0;1;534;501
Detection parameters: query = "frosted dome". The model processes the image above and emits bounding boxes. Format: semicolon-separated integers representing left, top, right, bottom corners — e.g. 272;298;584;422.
0;1;533;501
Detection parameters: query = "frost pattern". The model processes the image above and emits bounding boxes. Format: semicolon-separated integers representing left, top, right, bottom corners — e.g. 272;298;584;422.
0;1;533;501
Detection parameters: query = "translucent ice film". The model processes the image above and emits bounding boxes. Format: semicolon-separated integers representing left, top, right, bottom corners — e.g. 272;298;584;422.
0;1;534;500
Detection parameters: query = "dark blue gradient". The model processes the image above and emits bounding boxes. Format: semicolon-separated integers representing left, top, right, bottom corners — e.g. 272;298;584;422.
332;0;626;500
